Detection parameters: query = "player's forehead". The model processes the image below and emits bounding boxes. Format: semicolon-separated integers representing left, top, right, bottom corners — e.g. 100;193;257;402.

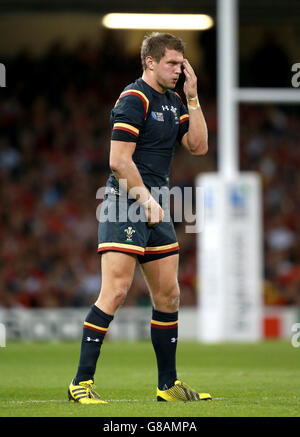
161;48;184;64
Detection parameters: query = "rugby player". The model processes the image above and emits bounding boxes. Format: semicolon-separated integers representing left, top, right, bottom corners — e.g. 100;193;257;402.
68;32;211;404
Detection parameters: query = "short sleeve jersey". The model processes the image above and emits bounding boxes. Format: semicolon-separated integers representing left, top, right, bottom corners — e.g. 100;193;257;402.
107;77;189;189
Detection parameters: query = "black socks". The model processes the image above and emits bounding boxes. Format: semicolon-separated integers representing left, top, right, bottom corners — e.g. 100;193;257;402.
74;304;178;391
151;307;178;390
74;304;113;384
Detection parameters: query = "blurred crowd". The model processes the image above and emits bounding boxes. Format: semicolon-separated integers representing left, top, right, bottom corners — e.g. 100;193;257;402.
0;33;299;308
240;104;300;306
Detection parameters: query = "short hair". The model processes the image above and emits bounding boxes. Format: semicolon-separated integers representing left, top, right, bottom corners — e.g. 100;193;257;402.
140;32;185;71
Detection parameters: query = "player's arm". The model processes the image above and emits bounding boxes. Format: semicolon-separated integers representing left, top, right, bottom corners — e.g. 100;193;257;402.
181;59;208;156
110;140;148;202
109;140;164;226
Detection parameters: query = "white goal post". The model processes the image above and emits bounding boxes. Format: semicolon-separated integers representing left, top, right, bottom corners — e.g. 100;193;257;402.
197;0;300;342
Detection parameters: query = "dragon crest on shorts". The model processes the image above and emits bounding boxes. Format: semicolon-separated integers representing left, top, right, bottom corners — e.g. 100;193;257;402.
124;226;136;242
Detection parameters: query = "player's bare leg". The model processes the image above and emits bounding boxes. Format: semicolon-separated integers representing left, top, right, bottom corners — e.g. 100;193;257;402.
140;254;212;401
95;251;137;315
140;253;180;313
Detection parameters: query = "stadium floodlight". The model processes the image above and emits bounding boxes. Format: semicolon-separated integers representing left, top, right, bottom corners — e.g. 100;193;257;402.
101;13;214;30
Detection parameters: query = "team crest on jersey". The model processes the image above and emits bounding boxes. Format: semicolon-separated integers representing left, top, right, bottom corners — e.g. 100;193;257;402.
171;106;179;124
151;111;164;122
124;226;136;242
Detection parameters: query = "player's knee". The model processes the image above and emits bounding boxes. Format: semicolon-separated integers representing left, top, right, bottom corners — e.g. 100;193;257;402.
171;291;180;307
112;287;128;308
167;283;180;300
113;274;133;305
155;284;180;312
168;287;180;311
96;280;130;313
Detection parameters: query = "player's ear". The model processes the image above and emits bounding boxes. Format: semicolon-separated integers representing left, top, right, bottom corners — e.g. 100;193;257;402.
145;56;154;71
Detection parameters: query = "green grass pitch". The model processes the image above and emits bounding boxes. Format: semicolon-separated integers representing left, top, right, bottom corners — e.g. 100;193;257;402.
0;339;299;417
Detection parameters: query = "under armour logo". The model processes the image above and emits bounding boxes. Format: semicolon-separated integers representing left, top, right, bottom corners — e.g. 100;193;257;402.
86;337;100;342
171;337;177;343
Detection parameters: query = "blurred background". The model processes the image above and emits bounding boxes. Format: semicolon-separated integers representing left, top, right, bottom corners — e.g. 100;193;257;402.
0;0;299;341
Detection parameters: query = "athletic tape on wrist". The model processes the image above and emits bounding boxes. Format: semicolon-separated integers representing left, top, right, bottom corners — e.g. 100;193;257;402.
187;95;200;110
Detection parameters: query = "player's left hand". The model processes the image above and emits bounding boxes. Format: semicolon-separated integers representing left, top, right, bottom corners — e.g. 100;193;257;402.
182;59;198;99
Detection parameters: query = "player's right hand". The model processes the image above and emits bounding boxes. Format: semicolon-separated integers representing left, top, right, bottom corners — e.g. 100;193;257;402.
142;196;164;227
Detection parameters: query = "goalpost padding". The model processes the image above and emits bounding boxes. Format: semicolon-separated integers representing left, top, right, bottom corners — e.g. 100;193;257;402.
196;172;263;342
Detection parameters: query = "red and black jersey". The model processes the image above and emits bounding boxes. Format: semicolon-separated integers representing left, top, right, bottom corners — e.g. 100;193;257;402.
108;77;189;189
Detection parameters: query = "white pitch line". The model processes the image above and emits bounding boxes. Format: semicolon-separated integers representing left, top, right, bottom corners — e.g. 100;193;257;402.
3;400;66;404
3;399;142;405
3;397;224;405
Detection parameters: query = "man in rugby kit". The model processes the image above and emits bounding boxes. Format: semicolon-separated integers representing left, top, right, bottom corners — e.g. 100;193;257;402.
68;32;211;404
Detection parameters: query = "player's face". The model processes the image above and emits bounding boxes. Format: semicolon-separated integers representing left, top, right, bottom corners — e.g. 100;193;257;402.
153;49;183;91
